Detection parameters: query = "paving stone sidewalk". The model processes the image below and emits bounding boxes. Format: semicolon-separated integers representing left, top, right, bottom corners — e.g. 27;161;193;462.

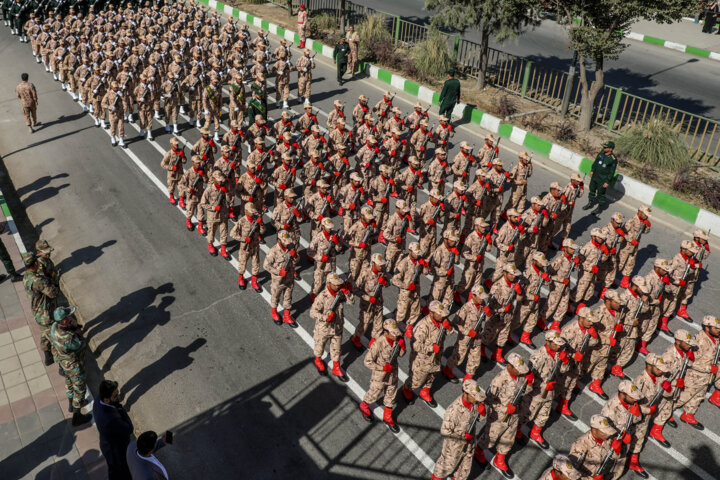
0;207;106;479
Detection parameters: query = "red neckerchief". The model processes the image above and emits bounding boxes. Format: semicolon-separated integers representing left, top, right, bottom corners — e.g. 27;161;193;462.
327;286;337;297
283;142;291;148
322;230;331;241
509;222;518;230
532;264;540;275
384;98;392;106
681;252;690;261
319;193;328;200
647;371;657;384
439;160;447;168
462;397;473;410
505;279;512;287
430;317;442;329
256;147;263;153
508;371;517;380
441;123;449;130
579;323;588;334
171;147;183;156
430;200;438;206
462;151;470;159
706;331;718;344
473;301;482;310
246;215;253;222
628;288;638;298
247;172;256;179
279;243;287;251
592;239;603;248
360;104;368;112
545;344;557;359
284;201;292;208
361;220;369;228
231;129;239;135
592;434;604;445
193;167;201;174
372;267;379;275
386;334;394;346
222;155;230;162
550;471;562;480
214;183;222;191
410;257;418;265
606;306;616;317
282;163;290;171
620;398;630;410
564;253;572;261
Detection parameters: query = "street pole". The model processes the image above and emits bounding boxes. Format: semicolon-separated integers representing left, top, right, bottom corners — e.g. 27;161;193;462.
561;50;578;117
339;0;346;35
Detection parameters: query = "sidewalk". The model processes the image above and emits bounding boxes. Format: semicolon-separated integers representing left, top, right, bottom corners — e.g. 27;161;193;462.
629;18;720;59
0;192;106;479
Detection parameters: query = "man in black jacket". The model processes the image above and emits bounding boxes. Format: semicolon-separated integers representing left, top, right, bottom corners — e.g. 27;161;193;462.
93;380;134;480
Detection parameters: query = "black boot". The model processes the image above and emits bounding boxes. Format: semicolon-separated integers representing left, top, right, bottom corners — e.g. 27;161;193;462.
591;204;605;216
58;366;65;377
68;398;73;413
582;201;595;211
43;350;54;366
10;273;22;282
71;407;92;426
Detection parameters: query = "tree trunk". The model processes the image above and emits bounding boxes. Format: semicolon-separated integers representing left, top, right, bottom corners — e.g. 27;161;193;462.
475;25;490;89
577;55;605;132
340;0;346;35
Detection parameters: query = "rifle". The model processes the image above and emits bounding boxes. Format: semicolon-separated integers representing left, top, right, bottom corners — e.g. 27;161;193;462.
506;220;525;252
280;243;297;275
410;258;426;289
429;196;447;225
173;150;185;170
469;295;495;346
286;198;306;229
320;227;344;264
420;126;434;152
444;246;457;276
461;145;476;178
359;224;374;250
605;305;629;356
500;280;522;314
502;375;529;421
318;194;334;220
451;406;484;472
696;229;711;263
243;217;261;249
488;138;501;167
541;345;567;399
711;340;720;385
369;273;387;304
607;222;625;256
213;187;226;211
430;324;449;363
326;289;347;321
188;170;204;196
595;414;633;477
382;331;406;381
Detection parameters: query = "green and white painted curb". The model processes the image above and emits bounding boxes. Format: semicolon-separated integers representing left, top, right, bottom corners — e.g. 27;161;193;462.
199;0;720;233
0;188;28;255
625;31;720;61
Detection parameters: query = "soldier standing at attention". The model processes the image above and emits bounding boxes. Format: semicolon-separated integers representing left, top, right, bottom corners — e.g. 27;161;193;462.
333;36;349;86
583;141;617;215
51;306;93;426
297;4;307;48
16;73;38;133
346;25;360;77
438;69;460;118
23;252;59;366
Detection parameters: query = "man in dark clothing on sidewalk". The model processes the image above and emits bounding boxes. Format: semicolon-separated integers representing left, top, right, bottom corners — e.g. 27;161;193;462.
583;140;618;215
439;69;460;118
0;223;23;283
333;37;349;86
94;380;134;480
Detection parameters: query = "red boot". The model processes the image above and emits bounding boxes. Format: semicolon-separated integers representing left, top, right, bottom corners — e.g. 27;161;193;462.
575;302;586;314
492;453;510;473
421;305;429;316
351;335;363;349
442;365;457;382
549;320;561;332
484;278;493;290
402;385;414;402
197;222;207;236
283;309;297;328
178;196;186;209
332;362;348;381
250;275;261;292
556;398;577;420
610;364;625;378
238;275;246;289
636;340;649;355
467;290;473;303
474;446;487;463
359;401;372;420
220;245;230;259
676;304;691;320
299;41;305;48
529;425;548;449
419;387;437;407
708;389;720;408
169;194;176;205
620;275;631;288
493;347;506;364
228;208;236;220
310;293;316;302
186;219;194;231
453;291;462;304
463;373;473;382
627;454;646;476
536;317;546;331
649;423;670;447
431;476;443;480
680;411;701;428
208;243;217;256
314;356;326;374
383;407;399;433
659;316;670;332
515;426;524;439
481;344;487;359
271;308;281;324
588;379;608;399
519;331;533;346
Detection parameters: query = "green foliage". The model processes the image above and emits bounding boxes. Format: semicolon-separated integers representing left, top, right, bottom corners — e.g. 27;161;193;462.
241;0;265;4
410;27;454;82
307;12;338;36
615;117;692;171
357;13;394;62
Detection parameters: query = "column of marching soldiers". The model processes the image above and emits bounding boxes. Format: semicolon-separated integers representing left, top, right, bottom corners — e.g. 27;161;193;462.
5;2;720;480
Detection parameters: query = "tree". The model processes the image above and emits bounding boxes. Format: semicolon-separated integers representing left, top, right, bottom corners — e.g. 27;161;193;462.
425;0;541;89
552;0;694;131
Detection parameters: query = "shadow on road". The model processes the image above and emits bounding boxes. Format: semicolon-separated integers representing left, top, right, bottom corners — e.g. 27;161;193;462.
16;173;70;198
22;183;70;208
56;239;118;274
1;420;76;480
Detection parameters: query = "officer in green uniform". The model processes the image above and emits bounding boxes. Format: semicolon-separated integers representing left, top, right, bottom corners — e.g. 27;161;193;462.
247;88;266;122
438;69;460;118
36;239;60;286
583;140;617;215
50;306;93;426
9;0;22;36
333;36;349;86
22;252;60;366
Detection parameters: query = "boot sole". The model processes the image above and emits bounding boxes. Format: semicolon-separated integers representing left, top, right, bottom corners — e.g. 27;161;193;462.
423;399;438;408
385;422;400;433
562;412;578;421
333;373;349;383
651;437;670;448
252;286;262;292
284;321;299;329
532;438;549;449
316;368;328;376
631;469;649;479
681;419;704;430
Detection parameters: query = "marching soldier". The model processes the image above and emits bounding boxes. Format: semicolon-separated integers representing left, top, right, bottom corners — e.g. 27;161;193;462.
455;218;492;301
223;120;244;165
392;242;426;338
373;91;394;131
405;102;428;131
587;290;628;400
358;318;406;433
658;240;698;333
541;239;580;332
443;181;468;239
431;379;487;480
409;118;431;163
557;173;584;246
426;148;450;194
263;230;299;327
597;212;627;297
134;72;154;140
350;253;388;348
516;252;551;346
599;379;644;480
179;155;206;234
295;102;318;137
539;182;566;250
352;95;369;133
381;199;413;273
474;352;533;478
518;196;548;263
368;164;394;233
338;171;366;233
306;179;334;237
401;300;452;408
228;73;246;125
274;55;292;109
230;203;262;292
572;228;609;306
308;217;343;299
491;208;523;283
675;229;711;322
199;171;231;259
269;152;296;208
310;273;349;380
568;414;618;480
22;252;59;366
429;228;460;307
608;276;650;379
161;73;181;134
236;159;267;217
434;115;454;150
272;189;303;249
295;49;315;104
637;258;671;354
442;285;490;382
50;306;93;426
415;188;443;257
503;151;532;212
345;205;375;281
161;138;186;206
101;81;125;147
482;263;523;364
484;157;509;226
202;74;222;141
182;65;203;127
618;206;652;288
451;141;475;183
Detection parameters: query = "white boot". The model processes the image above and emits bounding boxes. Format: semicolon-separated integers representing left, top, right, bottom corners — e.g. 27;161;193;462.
94;116;99;126
53;73;58;81
111;136;117;146
60;83;66;91
35;57;41;63
179;106;186;114
71;92;77;101
213;131;219;142
173;124;179;134
82;104;88;112
147;131;154;140
305;97;310;104
164;124;171;132
118;138;126;148
23;36;28;43
154;110;161;119
196;119;202;129
89;104;94;114
283;101;289;109
128;114;133;123
101;119;107;129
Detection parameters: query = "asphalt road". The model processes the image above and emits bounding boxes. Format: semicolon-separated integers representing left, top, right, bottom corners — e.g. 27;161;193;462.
1;10;720;480
355;0;720;120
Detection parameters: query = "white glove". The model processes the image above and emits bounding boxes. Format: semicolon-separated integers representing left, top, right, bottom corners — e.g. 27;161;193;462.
303;68;307;72
148;85;153;91
189;87;195;92
58;56;63;61
93;89;98;94
203;110;209;115
139;97;145;102
110;107;116;112
234;107;239;112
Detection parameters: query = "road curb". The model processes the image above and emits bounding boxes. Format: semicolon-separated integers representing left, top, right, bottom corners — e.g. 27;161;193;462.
625;31;720;61
199;0;719;233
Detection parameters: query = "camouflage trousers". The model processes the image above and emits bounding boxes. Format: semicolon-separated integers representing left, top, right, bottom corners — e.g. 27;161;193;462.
59;356;87;409
433;437;473;480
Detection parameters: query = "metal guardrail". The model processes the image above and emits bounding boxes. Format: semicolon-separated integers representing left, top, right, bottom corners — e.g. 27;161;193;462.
268;0;720;165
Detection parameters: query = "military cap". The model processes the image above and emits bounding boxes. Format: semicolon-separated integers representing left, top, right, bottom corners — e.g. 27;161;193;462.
336;118;346;126
458;141;471;150
476;168;488;177
316;179;330;189
282;132;293;141
200;127;210;135
474;217;490;228
507;352;529;374
703;315;720;327
361;205;374;218
253;137;265;144
419;119;429;126
533;251;549;267
646;352;670;373
379;164;390;174
545;330;566;346
383;90;392;97
327;273;343;285
530;195;545;205
503;263;519;275
284;189;298;198
304;102;313;108
562;238;578;249
577;307;598;322
653;258;669;270
444;229;460;242
429;300;449;317
552;455;580;480
371;253;386;266
53;306;77;322
170;137;180;147
321;217;334;229
408;156;420;166
693;229;709;241
359;95;368;102
604;289;625;305
384;318;402;336
618;379;642;399
485;133;495;142
221;145;231;153
590;228;607;239
439;115;449;122
367;135;378;144
571;173;583;181
35;240;54;254
278;230;292;243
674;329;698;347
611;212;624;223
212;171;226;183
310;125;321;133
408;242;422;256
246;159;257;169
429;188;442;198
491;158;503;166
244;203;258;215
191;155;202;164
453;181;467;192
395;199;410;212
462;379;486;403
391;107;401;115
632;275;649;294
506;208;520;217
519;151;531;161
549;181;561;190
365;116;375;123
281;152;292;161
435;148;447;155
602;141;615;149
303;48;311;55
391;128;401;136
309;149;321;158
638;205;652;216
349;172;363;182
22;252;38;267
337;143;348;150
471;284;488;300
255;115;266;124
680;239;696;252
590;414;617;436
